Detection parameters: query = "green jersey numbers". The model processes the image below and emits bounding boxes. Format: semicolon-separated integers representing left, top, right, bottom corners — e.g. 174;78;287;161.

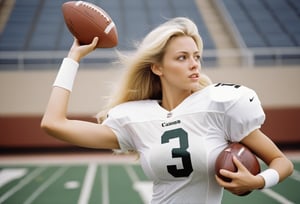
161;128;193;177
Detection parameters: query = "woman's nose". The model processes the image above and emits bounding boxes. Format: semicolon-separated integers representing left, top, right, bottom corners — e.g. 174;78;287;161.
190;57;200;69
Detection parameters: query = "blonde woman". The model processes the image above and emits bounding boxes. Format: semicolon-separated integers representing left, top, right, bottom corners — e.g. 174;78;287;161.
41;17;293;203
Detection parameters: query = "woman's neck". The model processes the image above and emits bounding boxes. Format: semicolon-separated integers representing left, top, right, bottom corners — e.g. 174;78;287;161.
161;90;191;111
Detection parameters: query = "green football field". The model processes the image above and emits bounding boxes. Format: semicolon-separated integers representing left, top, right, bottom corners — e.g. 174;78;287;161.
0;154;299;204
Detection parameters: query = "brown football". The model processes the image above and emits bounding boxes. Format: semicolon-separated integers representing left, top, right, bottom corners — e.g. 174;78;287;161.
62;1;118;48
215;143;261;196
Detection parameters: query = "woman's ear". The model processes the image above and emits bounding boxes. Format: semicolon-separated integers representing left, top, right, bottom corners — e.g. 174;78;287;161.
151;64;163;76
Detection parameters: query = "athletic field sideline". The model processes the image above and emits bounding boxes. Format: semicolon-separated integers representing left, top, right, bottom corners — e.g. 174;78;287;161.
0;152;299;204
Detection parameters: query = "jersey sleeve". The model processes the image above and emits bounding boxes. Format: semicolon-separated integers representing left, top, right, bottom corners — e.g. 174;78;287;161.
102;108;136;152
224;88;265;142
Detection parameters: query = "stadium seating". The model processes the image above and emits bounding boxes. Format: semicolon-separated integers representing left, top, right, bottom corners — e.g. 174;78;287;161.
1;0;299;67
0;0;215;51
221;0;300;48
218;0;300;65
0;0;216;67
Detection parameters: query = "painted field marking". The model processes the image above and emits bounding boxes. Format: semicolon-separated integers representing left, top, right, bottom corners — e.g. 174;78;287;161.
262;189;295;204
23;166;68;204
78;163;97;204
0;166;46;203
64;180;80;189
124;165;152;204
133;182;153;204
101;165;109;204
0;168;27;188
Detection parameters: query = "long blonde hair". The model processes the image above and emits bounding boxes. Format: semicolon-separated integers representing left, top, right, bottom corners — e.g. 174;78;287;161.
98;17;211;122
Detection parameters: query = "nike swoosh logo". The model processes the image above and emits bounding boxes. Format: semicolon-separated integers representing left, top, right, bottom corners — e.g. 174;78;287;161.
249;97;254;102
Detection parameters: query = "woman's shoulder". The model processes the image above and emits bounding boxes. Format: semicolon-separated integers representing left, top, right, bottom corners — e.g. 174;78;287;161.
188;83;259;112
202;83;257;103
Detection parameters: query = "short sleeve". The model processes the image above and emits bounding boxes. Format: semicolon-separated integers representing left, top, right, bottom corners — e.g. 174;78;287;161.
224;89;265;142
102;110;136;152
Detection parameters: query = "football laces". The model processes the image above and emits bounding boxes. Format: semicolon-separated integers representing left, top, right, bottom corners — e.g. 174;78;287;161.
75;1;110;23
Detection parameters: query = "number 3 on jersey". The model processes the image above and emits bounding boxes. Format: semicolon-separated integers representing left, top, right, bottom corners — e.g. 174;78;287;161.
161;128;193;177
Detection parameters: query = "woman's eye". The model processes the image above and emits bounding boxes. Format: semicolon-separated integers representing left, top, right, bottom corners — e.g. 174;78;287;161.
194;55;201;61
178;55;186;61
177;54;201;61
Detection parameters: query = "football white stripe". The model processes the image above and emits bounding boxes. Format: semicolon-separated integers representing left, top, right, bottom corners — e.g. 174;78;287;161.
237;147;245;157
104;22;115;34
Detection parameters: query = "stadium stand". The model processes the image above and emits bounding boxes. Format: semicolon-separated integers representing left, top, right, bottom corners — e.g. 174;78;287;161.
0;0;299;67
0;0;216;68
215;0;300;65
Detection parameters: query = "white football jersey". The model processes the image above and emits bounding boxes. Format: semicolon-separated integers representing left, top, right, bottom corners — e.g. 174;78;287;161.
103;83;265;204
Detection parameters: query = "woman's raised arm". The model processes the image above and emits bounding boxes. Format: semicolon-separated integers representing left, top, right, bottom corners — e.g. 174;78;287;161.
41;37;119;149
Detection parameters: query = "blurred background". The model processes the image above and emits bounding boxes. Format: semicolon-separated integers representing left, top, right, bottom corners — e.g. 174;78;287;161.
0;0;300;203
0;0;299;152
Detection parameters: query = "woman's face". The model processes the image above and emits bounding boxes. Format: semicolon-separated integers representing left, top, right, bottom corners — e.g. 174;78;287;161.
156;35;201;94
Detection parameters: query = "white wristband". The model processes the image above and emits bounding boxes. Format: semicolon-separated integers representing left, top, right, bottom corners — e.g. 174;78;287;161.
53;58;79;92
258;169;280;189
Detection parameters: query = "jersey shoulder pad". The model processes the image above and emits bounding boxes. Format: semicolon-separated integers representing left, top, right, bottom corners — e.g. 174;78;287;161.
208;83;254;103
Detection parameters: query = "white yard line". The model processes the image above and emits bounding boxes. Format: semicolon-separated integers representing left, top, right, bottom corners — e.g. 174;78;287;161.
101;165;109;204
0;168;28;188
23;166;68;204
124;165;153;204
0;167;46;203
78;163;97;204
262;189;295;204
124;165;140;183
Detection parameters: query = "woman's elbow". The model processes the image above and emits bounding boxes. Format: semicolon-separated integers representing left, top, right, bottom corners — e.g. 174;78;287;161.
279;156;294;182
41;116;53;134
40;115;62;136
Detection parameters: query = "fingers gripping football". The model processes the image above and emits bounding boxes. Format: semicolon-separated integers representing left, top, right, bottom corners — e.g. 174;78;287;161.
215;143;261;196
216;156;261;196
67;37;99;62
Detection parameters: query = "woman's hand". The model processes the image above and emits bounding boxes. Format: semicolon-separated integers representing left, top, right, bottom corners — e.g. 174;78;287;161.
215;156;264;195
67;37;99;62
